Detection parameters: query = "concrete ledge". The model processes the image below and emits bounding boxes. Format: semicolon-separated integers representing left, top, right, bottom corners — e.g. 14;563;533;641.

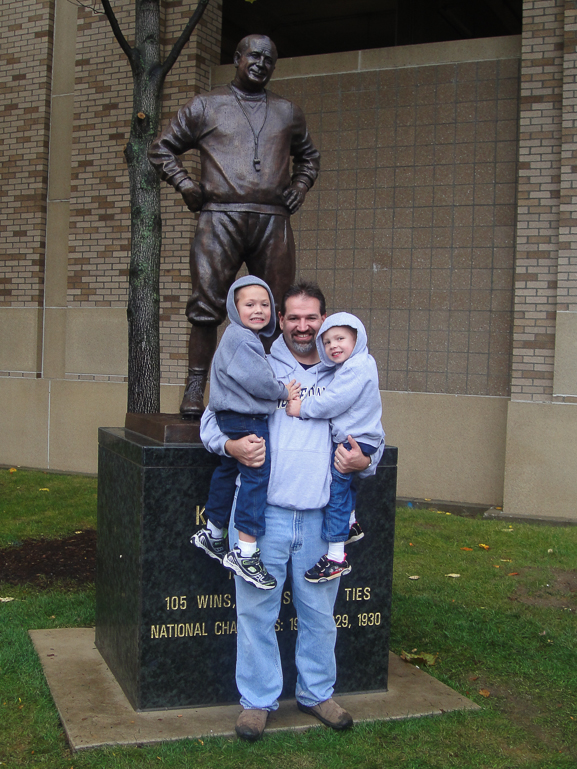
30;628;479;751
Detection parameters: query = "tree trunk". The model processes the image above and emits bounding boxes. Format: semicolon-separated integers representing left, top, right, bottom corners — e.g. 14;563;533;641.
101;0;210;413
125;0;162;413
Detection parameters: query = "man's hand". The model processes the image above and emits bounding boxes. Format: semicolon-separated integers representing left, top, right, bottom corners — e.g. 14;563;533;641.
225;434;266;468
334;436;370;473
177;178;204;213
282;181;308;214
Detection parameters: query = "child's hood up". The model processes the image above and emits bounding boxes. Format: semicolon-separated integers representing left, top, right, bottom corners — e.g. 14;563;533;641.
225;276;277;337
316;312;368;367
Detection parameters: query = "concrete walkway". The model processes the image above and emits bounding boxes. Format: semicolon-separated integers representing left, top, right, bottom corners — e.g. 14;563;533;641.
30;628;479;751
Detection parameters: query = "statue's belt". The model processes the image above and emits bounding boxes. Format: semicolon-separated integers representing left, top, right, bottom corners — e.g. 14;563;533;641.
202;202;289;217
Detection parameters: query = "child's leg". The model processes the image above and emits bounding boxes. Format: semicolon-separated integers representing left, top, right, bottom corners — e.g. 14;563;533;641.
215;412;270;558
203;453;240;532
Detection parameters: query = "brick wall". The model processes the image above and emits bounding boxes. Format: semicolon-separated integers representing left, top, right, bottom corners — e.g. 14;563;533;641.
68;0;222;383
511;0;564;402
0;0;54;308
559;0;577;315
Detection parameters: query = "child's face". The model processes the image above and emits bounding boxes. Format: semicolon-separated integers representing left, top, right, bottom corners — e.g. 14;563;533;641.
321;326;356;363
235;285;271;331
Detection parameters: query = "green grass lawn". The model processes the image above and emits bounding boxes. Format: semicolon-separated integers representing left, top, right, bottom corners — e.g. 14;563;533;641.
0;467;97;546
0;468;576;768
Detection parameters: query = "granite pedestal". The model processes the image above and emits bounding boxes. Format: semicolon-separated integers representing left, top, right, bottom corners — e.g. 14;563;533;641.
96;427;397;711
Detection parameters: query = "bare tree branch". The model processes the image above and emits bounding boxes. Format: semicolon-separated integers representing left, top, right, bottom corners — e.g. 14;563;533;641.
158;0;210;83
68;0;104;14
100;0;134;65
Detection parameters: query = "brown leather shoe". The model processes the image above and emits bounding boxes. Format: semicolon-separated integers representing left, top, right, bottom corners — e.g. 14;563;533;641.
180;368;208;418
297;698;353;730
235;708;268;741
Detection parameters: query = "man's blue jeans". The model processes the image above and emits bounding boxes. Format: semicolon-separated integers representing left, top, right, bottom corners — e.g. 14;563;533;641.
322;440;378;542
204;411;269;538
231;505;340;710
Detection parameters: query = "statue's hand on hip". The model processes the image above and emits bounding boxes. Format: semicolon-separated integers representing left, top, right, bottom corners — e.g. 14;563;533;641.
283;181;308;214
177;178;205;213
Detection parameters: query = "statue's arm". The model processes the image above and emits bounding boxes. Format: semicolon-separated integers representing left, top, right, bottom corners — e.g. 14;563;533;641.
283;103;320;214
148;98;206;212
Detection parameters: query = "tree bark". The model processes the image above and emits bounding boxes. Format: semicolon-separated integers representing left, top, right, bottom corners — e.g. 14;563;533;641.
100;0;210;413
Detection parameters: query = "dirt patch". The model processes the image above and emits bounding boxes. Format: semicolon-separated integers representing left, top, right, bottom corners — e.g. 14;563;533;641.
509;568;577;611
0;530;96;588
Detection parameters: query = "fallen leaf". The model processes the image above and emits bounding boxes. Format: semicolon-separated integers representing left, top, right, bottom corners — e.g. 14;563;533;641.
9;468;17;473
408;575;420;580
548;549;554;554
39;488;49;492
0;597;15;603
508;572;519;576
75;531;82;534
469;675;479;681
479;689;490;698
424;498;431;501
461;547;473;551
478;544;490;550
500;559;512;562
445;573;461;578
401;650;438;666
494;565;500;568
409;542;414;546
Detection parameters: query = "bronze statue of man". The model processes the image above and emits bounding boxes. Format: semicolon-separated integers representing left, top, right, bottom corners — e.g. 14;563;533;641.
149;34;320;416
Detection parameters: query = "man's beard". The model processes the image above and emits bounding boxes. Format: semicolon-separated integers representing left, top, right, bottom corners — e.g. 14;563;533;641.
286;334;316;355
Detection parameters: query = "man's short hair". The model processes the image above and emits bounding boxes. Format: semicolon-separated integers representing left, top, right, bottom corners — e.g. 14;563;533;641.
235;34;278;63
280;281;326;317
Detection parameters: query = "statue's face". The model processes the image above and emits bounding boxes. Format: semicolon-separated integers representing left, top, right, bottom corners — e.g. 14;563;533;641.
233;37;277;92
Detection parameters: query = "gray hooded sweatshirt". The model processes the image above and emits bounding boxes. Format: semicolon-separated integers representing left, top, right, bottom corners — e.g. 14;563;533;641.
299;312;384;449
208;276;289;415
201;329;385;510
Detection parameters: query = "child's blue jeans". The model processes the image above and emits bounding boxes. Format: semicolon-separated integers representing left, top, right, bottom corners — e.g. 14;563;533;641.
321;440;379;543
204;411;270;538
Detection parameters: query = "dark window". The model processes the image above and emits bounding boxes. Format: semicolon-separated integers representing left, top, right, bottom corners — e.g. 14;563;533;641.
221;0;522;64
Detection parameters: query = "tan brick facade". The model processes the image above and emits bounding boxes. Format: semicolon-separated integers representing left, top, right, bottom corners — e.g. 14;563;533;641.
0;0;54;310
511;0;564;402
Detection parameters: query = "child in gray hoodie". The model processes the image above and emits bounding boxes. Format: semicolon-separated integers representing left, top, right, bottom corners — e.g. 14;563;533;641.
192;276;299;590
286;312;384;582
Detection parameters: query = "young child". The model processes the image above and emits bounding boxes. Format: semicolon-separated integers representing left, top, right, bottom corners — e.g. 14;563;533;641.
192;275;299;589
286;312;384;582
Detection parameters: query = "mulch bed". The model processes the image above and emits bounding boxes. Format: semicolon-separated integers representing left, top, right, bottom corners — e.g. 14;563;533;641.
0;530;97;588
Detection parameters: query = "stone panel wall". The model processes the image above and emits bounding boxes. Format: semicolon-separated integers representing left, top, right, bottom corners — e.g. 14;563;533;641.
272;52;519;396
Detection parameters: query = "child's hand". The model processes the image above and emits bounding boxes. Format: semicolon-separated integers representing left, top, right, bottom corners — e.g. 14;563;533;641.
286;396;301;417
286;379;301;401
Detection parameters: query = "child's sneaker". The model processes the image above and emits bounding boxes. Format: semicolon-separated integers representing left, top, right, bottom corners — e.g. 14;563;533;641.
304;554;351;583
346;521;364;544
190;528;228;563
223;545;277;590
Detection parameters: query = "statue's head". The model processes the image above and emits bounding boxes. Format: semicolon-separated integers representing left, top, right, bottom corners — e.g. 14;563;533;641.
233;35;278;93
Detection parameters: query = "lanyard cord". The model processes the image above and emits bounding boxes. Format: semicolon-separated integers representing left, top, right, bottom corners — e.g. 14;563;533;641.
229;85;268;172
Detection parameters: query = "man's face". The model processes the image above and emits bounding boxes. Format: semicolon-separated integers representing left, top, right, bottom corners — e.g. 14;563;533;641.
279;296;326;361
233;37;277;92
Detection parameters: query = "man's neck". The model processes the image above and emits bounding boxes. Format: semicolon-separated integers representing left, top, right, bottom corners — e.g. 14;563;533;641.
230;79;266;98
292;351;320;367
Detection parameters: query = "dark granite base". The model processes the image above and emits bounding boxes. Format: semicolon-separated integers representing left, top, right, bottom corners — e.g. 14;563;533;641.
125;413;201;443
96;428;397;711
